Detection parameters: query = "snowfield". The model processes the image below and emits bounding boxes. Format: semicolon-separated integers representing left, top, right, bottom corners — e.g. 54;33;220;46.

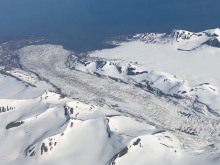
1;72;220;165
89;29;220;110
1;28;220;164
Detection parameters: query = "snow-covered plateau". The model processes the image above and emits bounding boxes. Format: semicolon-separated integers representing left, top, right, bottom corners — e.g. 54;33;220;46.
1;29;220;165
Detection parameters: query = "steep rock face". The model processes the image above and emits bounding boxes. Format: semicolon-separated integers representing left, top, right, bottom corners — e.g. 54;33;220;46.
203;38;220;48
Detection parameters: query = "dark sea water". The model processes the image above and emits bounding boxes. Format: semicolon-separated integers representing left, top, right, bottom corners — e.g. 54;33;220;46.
0;0;220;52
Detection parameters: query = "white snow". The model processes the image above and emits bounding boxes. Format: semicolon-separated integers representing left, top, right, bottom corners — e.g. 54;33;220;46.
1;70;220;165
1;28;220;165
88;29;220;110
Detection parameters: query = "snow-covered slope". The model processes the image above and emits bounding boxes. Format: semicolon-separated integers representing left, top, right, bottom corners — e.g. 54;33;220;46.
88;29;220;110
0;73;124;164
65;51;220;111
105;28;220;49
1;73;220;165
1;29;220;165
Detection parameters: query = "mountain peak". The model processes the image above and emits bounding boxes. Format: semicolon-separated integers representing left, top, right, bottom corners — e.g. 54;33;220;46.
106;28;220;49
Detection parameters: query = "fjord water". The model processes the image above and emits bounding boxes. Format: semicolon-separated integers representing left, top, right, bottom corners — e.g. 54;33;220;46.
0;0;220;52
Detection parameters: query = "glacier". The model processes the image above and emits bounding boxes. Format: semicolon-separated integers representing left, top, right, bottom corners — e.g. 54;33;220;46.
0;29;220;164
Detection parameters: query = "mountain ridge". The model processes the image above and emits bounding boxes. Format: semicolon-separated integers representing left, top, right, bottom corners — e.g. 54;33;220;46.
104;28;220;49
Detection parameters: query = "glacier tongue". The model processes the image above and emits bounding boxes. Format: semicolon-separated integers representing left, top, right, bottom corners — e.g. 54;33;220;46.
14;43;220;151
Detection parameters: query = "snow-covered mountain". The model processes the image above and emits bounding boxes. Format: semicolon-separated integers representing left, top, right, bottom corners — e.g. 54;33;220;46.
105;28;220;49
1;29;220;165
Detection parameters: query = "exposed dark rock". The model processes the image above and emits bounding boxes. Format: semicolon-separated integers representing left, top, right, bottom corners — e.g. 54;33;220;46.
177;48;192;51
28;147;35;153
133;138;141;146
93;72;102;77
70;108;73;114
30;151;36;157
118;147;128;157
127;67;136;75
96;61;107;69
116;66;122;74
6;121;24;129
179;111;191;118
160;143;171;148
152;130;166;135
41;143;48;155
203;38;220;48
177;128;197;136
